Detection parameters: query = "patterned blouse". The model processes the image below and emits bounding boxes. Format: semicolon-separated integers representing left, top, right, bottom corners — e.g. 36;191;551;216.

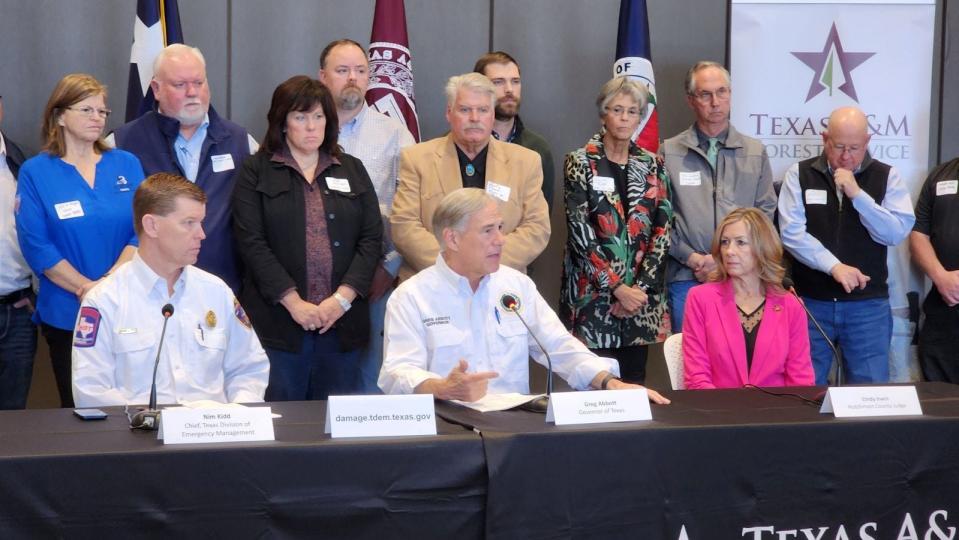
560;132;673;348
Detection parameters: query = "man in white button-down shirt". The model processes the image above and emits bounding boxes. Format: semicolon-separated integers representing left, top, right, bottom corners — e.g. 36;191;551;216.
379;188;669;404
72;173;269;408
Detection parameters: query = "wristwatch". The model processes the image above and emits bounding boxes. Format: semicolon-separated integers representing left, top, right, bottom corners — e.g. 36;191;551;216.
600;373;619;390
333;292;352;312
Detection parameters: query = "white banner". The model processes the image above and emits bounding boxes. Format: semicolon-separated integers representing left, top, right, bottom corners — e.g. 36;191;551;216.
730;0;935;380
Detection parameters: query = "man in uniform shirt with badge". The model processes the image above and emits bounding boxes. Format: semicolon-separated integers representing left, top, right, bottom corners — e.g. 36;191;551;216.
380;188;668;405
391;73;550;282
72;173;269;408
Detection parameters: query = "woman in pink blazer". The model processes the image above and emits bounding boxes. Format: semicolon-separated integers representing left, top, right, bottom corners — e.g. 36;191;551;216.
682;208;814;389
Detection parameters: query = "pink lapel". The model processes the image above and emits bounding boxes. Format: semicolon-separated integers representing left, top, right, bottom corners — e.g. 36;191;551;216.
715;281;748;384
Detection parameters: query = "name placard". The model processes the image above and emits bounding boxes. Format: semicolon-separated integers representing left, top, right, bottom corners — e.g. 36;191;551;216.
819;386;923;418
325;394;437;438
546;390;651;425
160;407;275;444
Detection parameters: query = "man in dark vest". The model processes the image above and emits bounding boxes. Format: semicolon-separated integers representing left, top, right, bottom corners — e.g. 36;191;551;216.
112;44;256;293
778;107;914;384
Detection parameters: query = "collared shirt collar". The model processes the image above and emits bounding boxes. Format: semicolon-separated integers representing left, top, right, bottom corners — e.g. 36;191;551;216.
491;115;524;143
340;103;371;136
0;131;6;158
694;124;729;150
434;253;490;295
269;141;338;180
129;251;187;300
171;113;210;144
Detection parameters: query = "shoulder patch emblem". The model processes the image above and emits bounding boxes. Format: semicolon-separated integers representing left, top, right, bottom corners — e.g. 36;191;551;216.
233;298;252;329
74;306;101;348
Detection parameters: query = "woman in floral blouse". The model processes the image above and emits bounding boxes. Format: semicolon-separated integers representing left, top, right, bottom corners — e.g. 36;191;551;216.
560;77;673;384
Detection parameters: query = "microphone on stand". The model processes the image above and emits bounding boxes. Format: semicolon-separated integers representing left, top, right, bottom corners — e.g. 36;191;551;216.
782;278;843;396
131;303;174;430
500;293;552;413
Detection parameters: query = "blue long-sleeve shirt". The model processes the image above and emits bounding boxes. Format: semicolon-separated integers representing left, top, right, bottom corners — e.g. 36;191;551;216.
15;150;144;329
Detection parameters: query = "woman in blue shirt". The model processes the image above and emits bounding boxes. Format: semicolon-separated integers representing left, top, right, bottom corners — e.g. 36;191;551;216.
16;73;144;407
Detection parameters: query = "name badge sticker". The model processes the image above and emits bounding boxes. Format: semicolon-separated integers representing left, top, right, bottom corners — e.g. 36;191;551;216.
679;171;702;186
591;176;615;192
211;154;235;173
805;189;828;205
55;200;85;220
326;177;351;193
486;181;511;202
936;180;958;196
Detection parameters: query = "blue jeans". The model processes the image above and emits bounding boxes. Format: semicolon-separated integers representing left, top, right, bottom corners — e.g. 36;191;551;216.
668;280;699;333
0;304;37;409
802;297;892;385
356;288;391;395
264;329;361;401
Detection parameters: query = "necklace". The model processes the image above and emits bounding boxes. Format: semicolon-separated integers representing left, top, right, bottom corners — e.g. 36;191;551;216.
465;163;476;177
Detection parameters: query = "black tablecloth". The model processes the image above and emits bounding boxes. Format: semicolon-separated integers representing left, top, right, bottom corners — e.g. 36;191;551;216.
438;383;959;540
4;385;959;539
0;401;486;539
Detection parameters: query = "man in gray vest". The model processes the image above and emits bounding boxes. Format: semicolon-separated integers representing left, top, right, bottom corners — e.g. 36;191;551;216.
661;61;776;332
779;106;914;384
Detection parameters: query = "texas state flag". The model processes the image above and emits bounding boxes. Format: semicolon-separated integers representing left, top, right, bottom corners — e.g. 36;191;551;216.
124;0;183;121
614;0;659;153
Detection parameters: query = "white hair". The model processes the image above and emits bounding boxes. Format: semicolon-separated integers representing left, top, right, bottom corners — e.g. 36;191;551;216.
444;72;495;108
153;43;207;78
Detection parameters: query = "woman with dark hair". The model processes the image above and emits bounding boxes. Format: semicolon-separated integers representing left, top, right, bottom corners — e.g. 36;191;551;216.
682;207;814;389
232;75;381;400
561;77;673;385
16;73;144;407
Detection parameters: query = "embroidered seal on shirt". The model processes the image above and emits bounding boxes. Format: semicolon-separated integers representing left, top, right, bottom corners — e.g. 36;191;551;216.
234;298;252;329
205;310;217;328
499;291;522;313
74;307;101;348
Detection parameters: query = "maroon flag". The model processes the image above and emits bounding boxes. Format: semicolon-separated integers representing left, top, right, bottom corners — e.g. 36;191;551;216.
366;0;421;141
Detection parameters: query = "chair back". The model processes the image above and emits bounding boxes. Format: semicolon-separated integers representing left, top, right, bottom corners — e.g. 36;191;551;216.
663;333;685;390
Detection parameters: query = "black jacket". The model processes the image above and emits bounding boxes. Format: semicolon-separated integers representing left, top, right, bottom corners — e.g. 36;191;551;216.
2;131;27;177
232;151;383;353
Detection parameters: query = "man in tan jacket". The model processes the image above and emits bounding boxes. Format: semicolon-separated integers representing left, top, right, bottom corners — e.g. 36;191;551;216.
391;72;550;282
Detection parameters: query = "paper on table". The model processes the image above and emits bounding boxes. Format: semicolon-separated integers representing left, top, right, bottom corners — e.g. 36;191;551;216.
450;393;544;412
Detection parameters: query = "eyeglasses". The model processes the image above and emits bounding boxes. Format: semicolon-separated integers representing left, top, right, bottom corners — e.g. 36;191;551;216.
828;141;865;155
690;87;731;103
605;106;642;117
66;106;111;119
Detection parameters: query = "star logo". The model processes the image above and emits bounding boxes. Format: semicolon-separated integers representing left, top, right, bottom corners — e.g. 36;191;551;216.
791;23;875;103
